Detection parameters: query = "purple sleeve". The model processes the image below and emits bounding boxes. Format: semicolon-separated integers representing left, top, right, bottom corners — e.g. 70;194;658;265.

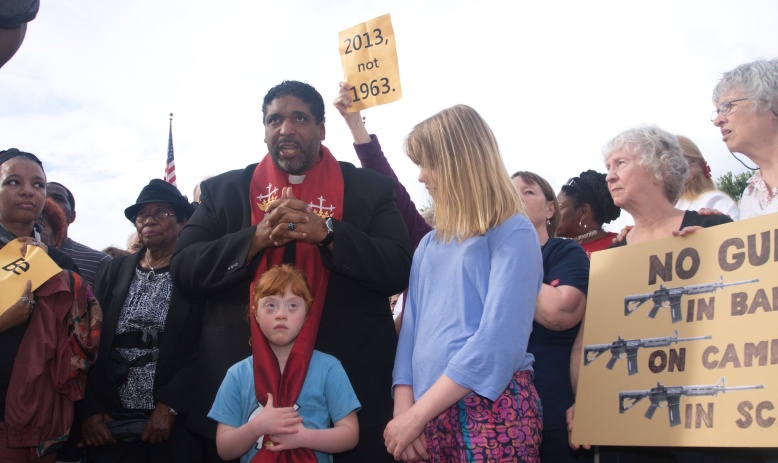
354;135;432;250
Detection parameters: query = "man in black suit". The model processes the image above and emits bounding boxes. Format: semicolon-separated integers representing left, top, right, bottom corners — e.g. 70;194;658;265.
172;81;412;462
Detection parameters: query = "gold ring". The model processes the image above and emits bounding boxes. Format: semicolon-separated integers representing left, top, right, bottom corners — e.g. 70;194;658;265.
264;441;275;448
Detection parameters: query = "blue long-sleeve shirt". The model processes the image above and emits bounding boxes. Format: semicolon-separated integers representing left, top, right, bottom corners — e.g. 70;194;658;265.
393;213;542;401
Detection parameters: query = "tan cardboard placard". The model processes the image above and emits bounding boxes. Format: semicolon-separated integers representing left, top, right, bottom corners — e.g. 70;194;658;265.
573;213;778;447
0;240;62;314
339;13;402;111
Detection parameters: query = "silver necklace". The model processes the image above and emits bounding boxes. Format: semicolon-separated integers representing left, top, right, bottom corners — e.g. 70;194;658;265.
573;229;600;242
145;252;172;280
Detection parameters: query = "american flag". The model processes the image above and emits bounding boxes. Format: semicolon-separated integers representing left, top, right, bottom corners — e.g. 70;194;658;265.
165;112;177;186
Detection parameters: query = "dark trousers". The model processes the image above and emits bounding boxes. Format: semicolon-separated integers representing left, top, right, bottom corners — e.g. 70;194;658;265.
541;427;594;463
87;416;202;463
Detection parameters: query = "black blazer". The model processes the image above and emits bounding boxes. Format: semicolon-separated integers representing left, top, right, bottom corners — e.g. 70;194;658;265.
79;248;203;419
171;161;413;444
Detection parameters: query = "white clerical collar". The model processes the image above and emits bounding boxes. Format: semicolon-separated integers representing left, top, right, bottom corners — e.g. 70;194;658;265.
288;174;306;184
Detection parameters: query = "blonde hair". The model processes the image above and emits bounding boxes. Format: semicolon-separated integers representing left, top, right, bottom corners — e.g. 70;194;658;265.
676;135;715;201
252;265;314;317
405;105;526;241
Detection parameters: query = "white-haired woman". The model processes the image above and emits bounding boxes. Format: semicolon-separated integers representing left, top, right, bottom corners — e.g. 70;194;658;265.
606;126;731;246
597;126;760;463
712;55;778;463
711;58;778;219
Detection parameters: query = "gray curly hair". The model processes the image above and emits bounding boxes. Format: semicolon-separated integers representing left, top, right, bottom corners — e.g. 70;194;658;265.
602;125;689;205
713;58;778;115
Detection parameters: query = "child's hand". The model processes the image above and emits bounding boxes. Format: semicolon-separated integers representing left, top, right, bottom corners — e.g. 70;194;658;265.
266;421;307;451
249;393;303;438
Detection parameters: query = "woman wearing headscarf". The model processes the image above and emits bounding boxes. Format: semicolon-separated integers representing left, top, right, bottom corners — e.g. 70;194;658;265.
556;169;621;258
0;148;101;462
711;58;778;219
79;179;203;463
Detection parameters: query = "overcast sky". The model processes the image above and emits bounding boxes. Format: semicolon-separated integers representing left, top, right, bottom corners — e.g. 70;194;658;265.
2;0;777;251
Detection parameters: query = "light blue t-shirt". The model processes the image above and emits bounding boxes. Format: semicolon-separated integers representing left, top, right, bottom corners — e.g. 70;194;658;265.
209;351;361;463
393;213;542;401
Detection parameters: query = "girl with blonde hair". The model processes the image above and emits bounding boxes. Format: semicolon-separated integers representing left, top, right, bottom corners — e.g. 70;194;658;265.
385;105;543;462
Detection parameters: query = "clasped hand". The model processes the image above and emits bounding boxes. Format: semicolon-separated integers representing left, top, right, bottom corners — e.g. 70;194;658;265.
384;410;428;461
255;187;327;249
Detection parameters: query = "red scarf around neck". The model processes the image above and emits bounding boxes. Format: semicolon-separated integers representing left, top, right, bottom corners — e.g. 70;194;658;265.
248;146;343;463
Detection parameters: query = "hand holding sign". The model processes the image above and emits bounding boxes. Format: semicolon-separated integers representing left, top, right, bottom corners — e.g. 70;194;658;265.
0;238;61;315
339;14;402;111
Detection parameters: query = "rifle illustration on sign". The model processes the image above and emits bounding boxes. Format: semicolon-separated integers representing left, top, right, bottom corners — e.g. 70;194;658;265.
619;377;764;426
584;330;711;375
623;276;759;323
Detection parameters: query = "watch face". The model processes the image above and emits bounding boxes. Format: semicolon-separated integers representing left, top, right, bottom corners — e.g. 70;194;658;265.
325;218;334;232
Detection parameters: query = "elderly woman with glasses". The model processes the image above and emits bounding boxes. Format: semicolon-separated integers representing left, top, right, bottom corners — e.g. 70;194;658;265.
711;58;778;219
80;179;202;463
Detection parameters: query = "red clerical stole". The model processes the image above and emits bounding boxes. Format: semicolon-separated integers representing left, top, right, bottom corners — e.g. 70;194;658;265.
248;146;343;463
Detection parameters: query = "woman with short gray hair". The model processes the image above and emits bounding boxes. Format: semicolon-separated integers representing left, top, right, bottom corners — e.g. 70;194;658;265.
602;125;729;245
598;126;758;462
712;58;778;219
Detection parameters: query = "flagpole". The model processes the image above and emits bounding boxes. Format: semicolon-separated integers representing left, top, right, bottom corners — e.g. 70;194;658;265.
165;112;177;186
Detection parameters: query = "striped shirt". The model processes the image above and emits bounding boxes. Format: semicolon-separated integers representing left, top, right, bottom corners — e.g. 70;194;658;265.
60;237;111;285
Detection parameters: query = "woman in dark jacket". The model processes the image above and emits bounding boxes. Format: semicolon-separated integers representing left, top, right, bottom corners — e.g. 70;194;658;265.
80;179;203;463
0;148;100;462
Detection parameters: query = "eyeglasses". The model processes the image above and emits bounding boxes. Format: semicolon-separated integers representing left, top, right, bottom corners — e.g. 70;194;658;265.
710;98;749;121
134;209;176;223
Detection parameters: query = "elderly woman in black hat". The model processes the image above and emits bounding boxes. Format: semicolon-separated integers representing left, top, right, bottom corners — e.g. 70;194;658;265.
79;179;203;463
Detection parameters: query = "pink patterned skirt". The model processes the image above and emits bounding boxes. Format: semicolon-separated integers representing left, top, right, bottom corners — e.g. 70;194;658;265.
422;370;542;463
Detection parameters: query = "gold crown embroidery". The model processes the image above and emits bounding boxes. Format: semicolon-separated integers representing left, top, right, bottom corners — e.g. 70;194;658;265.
309;196;336;219
256;184;279;211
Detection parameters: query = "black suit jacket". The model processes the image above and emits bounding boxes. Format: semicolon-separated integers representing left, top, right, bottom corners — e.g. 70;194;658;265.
79;249;203;419
171;160;412;457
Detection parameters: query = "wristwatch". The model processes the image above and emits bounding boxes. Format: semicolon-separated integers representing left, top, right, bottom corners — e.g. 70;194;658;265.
318;218;335;247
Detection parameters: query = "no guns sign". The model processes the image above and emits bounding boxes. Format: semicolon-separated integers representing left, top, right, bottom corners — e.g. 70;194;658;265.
573;212;778;447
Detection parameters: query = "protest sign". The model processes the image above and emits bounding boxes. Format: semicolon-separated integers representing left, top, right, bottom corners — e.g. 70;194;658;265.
573;213;778;447
0;241;62;313
339;13;402;111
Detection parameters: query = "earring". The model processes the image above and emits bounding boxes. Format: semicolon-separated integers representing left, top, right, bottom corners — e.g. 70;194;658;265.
547;219;551;226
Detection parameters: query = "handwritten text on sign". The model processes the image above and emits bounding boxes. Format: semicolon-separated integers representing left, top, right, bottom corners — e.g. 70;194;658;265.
339;14;402;111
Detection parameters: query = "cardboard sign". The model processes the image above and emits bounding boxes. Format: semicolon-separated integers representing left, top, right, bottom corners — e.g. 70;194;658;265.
573;213;778;447
339;13;402;111
0;240;62;314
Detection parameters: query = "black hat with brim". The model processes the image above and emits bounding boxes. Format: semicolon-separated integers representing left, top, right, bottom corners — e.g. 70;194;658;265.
124;179;196;223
